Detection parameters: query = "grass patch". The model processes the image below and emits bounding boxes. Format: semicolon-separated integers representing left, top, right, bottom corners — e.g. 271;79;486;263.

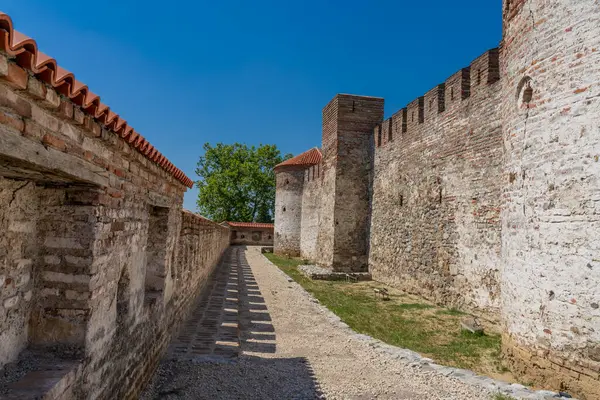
437;307;466;316
264;253;509;379
493;393;517;400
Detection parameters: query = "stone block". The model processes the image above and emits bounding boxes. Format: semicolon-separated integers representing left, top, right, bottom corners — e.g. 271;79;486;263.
25;76;47;100
3;295;19;308
42;271;91;285
0;63;28;90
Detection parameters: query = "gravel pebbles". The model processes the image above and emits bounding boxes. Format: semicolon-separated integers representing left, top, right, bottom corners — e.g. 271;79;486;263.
142;246;570;400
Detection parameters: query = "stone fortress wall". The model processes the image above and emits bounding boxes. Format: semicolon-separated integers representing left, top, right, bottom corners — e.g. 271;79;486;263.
274;1;600;398
0;15;230;399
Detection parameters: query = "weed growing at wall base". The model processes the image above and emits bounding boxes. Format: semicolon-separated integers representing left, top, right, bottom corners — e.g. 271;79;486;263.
264;253;511;381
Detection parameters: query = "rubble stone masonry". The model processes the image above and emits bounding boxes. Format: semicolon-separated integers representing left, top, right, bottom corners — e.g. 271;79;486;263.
275;1;600;397
0;50;230;399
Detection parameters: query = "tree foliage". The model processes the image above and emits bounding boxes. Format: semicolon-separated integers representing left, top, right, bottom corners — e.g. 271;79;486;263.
195;143;291;223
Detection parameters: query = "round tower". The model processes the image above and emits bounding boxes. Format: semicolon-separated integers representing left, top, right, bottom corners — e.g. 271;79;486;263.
273;167;305;257
501;0;600;396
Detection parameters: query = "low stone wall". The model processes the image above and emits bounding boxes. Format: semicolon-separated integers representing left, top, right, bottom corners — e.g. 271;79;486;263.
103;211;229;399
0;50;230;399
230;227;274;246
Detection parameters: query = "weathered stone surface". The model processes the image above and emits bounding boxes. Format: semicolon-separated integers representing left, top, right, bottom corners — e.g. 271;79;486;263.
274;2;600;398
274;168;304;256
0;61;231;399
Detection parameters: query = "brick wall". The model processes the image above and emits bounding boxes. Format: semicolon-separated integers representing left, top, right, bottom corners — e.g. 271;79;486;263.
230;227;274;246
501;0;600;397
0;51;230;399
369;49;503;320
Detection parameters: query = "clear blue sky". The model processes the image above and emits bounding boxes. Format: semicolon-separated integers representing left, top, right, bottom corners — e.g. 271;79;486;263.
3;1;501;211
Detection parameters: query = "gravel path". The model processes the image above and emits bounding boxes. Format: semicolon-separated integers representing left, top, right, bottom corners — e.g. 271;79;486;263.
142;246;494;400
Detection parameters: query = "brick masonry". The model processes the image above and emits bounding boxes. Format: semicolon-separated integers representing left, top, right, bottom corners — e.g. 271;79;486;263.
229;227;274;246
274;1;600;398
0;50;230;399
500;1;600;398
370;50;503;321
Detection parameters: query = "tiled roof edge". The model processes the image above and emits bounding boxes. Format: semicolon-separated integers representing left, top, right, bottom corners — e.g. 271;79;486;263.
0;11;193;188
274;147;322;170
223;221;274;229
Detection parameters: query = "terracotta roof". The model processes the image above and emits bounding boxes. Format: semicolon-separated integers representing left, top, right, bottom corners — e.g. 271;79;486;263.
0;12;193;188
275;147;322;170
223;221;274;229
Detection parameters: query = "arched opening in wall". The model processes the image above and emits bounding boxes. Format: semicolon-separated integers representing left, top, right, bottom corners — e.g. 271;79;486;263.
282;206;286;212
240;234;245;239
516;76;534;109
377;127;382;147
285;179;289;185
116;266;131;328
450;87;455;101
252;231;261;242
477;70;482;85
145;205;169;307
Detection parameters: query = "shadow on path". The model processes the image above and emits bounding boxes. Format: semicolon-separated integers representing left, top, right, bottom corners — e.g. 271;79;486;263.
142;246;322;399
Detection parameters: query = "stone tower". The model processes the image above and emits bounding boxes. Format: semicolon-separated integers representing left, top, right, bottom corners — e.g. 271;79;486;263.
273;168;304;256
274;148;322;256
316;94;384;272
501;0;600;396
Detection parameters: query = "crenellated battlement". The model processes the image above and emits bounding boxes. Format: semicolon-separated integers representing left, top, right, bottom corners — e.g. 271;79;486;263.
374;48;500;151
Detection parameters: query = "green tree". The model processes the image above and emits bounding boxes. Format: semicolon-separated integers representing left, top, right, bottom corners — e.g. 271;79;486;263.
195;143;291;223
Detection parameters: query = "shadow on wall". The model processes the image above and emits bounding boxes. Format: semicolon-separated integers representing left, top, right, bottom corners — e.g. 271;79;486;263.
142;246;322;399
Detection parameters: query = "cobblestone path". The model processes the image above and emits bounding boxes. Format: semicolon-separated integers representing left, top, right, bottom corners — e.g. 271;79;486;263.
142;246;492;400
166;247;275;361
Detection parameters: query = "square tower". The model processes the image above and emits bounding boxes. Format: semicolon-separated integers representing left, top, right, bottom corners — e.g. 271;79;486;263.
316;94;384;272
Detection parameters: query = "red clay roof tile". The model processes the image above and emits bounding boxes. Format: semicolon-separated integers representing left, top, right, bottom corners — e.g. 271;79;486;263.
223;221;274;229
0;12;194;188
274;147;321;170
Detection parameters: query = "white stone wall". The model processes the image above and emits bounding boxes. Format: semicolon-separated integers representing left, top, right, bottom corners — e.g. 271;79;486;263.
300;167;322;261
274;169;304;256
501;0;600;395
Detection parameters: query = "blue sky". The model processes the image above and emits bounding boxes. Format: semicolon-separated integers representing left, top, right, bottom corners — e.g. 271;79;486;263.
3;1;501;211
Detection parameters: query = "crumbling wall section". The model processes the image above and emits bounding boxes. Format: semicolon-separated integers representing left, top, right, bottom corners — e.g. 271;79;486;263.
369;49;503;319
